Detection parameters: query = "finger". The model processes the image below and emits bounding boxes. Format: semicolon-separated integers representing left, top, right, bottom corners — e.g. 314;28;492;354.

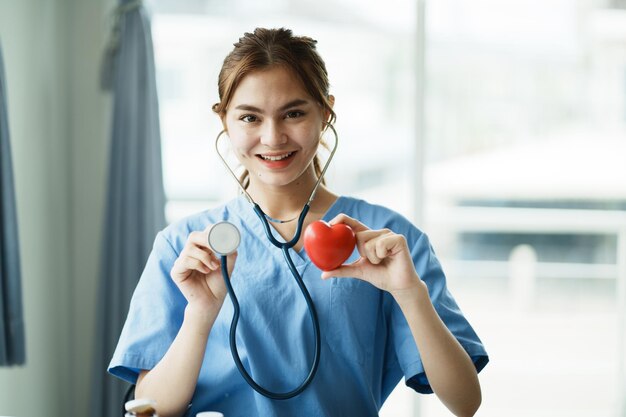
355;229;389;245
188;228;225;249
359;229;398;261
187;228;226;264
358;230;393;264
327;213;369;232
189;229;209;244
354;229;387;260
172;256;210;278
180;237;219;266
185;245;219;270
363;237;383;264
375;233;406;260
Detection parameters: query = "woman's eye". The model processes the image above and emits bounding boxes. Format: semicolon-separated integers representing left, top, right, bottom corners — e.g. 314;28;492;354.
285;111;304;119
240;115;257;123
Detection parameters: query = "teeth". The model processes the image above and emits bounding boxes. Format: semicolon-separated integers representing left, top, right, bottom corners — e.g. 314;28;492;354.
260;152;293;161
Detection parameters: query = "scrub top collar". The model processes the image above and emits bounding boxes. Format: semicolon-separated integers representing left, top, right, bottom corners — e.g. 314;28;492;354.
231;194;346;268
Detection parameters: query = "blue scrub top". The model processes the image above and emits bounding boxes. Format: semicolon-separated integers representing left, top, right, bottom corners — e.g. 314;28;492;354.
109;196;489;416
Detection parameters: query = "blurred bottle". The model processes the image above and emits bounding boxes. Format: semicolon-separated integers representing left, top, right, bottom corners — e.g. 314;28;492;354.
124;398;158;417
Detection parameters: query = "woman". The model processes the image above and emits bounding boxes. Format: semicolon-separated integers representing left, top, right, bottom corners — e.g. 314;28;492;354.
109;27;489;417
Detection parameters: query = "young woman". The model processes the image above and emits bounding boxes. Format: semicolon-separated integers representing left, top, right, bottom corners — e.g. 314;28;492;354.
109;27;489;417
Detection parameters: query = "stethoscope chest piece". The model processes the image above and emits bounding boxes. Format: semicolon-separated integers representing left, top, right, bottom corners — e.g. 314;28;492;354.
208;222;241;255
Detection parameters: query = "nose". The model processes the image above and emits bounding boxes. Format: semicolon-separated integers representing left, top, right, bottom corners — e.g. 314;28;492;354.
260;120;287;147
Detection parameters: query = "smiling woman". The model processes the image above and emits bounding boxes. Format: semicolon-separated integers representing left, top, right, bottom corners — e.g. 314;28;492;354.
108;26;487;417
145;2;426;415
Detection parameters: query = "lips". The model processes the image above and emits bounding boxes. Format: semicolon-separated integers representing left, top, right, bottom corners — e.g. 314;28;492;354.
256;151;297;169
257;151;294;161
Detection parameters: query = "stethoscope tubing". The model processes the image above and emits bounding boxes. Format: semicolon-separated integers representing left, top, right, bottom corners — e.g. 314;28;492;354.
219;233;321;399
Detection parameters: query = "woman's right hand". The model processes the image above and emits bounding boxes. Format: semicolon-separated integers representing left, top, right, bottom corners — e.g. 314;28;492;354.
170;225;237;319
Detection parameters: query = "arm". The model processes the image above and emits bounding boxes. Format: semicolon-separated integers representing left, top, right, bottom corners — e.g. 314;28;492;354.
136;305;215;417
393;283;481;417
135;228;236;417
321;214;481;417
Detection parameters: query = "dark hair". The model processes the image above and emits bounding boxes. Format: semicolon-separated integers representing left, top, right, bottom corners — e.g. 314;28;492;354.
213;27;335;188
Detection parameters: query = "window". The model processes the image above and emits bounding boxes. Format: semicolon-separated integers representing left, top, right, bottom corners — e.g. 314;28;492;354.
423;1;626;416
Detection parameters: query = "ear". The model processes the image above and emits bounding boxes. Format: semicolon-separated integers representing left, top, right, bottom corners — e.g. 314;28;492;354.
324;95;335;124
213;102;228;132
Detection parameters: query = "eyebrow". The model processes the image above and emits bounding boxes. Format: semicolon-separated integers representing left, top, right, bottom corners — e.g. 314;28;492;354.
234;99;310;113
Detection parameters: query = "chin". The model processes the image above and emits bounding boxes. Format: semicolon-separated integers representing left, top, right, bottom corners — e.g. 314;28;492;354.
254;172;308;189
262;178;300;188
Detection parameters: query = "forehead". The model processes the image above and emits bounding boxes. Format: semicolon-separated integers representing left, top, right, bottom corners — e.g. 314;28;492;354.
230;65;311;105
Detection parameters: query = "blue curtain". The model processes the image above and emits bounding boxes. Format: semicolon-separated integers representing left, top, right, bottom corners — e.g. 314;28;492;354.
0;43;26;367
92;1;166;415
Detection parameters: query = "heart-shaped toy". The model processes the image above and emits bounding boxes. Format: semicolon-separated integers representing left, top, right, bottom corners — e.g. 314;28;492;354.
303;220;356;271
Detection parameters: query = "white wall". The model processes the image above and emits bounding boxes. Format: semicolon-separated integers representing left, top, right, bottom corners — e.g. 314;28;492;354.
0;0;111;415
67;0;113;415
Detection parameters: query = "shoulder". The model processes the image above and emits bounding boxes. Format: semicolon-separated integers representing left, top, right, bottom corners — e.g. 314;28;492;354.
155;197;245;254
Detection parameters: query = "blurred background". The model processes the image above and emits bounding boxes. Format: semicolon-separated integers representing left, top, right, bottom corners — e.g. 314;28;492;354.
0;0;625;415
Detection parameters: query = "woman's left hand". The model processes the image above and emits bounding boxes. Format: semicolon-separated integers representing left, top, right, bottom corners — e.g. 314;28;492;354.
321;214;424;298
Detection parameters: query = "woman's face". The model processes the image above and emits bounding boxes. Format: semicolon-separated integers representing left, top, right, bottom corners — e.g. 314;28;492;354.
223;65;331;189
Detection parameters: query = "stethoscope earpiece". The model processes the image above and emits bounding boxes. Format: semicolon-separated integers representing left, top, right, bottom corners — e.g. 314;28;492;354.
208;222;241;256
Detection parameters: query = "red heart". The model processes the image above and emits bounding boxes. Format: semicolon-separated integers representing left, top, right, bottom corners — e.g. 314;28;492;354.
303;220;356;271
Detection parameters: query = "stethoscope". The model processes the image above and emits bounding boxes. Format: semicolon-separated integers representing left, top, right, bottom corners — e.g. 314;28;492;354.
207;123;339;400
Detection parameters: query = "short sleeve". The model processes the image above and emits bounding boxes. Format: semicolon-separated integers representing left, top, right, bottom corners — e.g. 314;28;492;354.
108;231;187;383
388;232;489;394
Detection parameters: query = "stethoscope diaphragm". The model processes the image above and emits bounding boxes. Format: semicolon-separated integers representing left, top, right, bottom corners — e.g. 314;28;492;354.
208;222;240;256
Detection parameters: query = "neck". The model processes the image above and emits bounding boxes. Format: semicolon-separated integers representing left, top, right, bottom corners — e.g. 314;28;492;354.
247;171;326;222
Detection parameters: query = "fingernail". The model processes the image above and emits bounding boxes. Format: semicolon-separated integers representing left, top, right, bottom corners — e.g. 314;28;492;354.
210;261;219;269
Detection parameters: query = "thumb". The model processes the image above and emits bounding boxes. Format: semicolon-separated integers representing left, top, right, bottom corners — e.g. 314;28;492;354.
321;258;364;280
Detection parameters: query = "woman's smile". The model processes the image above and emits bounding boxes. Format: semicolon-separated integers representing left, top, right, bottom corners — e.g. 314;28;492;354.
256;151;297;169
